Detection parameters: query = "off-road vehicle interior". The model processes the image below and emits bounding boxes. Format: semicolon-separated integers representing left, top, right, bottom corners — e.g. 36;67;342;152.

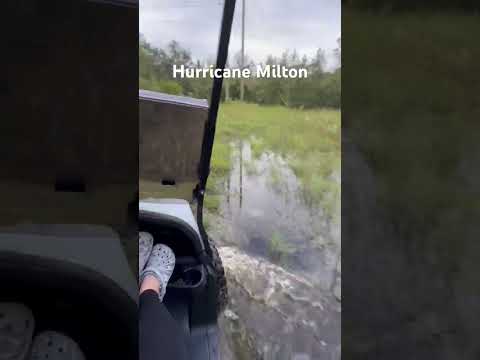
1;1;138;359
1;0;236;358
138;1;235;358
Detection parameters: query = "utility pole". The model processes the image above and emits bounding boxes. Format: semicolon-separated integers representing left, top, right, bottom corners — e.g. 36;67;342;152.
240;0;245;102
218;0;231;101
225;78;230;101
239;140;243;209
225;59;230;101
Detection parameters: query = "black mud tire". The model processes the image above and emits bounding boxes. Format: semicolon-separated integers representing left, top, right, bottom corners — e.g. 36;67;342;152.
208;236;228;315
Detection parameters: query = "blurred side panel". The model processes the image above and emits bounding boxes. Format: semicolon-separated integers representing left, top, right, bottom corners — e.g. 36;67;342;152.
343;2;480;359
0;1;138;359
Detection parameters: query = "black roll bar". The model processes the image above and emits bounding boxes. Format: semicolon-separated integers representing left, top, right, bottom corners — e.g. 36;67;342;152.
196;0;236;253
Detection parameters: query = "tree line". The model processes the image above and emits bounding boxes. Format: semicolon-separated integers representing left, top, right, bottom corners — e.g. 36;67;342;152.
343;0;479;11
139;35;341;109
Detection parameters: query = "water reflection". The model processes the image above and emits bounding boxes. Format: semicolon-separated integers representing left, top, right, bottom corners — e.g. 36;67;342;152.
215;141;340;292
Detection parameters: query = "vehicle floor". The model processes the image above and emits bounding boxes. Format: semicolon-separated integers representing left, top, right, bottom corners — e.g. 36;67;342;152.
164;288;220;360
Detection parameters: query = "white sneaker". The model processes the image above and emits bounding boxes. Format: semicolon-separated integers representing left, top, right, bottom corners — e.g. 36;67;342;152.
140;244;176;301
0;303;35;360
29;332;85;360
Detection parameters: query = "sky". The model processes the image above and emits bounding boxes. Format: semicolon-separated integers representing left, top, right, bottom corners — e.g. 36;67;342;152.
140;0;341;71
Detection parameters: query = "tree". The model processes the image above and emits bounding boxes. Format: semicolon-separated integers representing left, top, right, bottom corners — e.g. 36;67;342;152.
333;37;341;69
310;48;326;75
139;37;341;109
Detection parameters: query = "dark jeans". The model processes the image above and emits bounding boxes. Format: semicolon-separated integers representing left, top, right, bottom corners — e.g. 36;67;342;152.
139;290;188;360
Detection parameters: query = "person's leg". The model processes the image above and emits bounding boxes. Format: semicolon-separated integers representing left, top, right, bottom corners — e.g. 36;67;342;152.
139;276;188;360
139;244;188;360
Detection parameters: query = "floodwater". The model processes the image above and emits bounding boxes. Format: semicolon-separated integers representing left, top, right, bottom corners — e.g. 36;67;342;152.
213;140;341;360
215;140;340;292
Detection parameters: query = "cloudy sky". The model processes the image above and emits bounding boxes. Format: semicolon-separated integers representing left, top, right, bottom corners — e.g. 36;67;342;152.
140;0;341;70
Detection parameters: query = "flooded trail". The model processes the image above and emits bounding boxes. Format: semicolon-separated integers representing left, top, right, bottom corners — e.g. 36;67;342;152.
213;141;341;360
211;141;341;292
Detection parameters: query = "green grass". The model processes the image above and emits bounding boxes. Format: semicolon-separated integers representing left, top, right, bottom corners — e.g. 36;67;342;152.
267;165;283;189
268;230;296;265
209;102;341;216
344;10;480;231
342;9;480;352
204;194;221;213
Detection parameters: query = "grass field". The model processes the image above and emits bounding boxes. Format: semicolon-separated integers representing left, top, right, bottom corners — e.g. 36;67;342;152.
207;102;341;216
344;10;480;230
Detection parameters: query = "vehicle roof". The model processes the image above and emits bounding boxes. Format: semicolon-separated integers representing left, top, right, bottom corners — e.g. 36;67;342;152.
139;90;208;109
89;0;138;7
139;89;209;202
139;199;201;237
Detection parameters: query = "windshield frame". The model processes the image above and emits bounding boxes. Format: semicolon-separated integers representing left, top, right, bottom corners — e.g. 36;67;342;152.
195;0;237;248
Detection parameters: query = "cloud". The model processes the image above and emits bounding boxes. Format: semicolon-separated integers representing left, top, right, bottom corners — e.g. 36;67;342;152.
140;0;340;67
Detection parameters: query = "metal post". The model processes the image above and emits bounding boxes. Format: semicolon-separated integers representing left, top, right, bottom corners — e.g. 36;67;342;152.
240;0;245;101
197;0;237;247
